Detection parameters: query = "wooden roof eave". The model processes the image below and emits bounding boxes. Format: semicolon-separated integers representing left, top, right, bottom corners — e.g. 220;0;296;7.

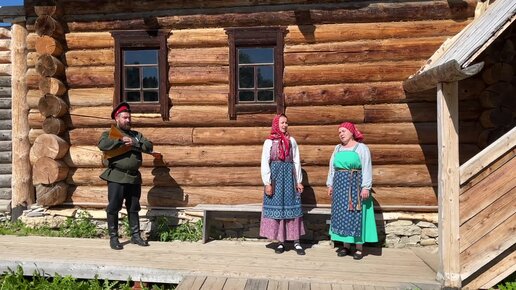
402;59;484;93
403;0;516;93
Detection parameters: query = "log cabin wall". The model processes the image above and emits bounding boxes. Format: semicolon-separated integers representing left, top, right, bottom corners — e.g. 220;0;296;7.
0;27;12;212
23;0;482;210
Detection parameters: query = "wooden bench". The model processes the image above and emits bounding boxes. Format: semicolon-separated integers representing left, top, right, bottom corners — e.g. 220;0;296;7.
192;204;331;243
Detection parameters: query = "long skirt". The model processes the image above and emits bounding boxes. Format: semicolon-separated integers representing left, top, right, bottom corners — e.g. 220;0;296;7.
260;161;305;242
330;170;378;244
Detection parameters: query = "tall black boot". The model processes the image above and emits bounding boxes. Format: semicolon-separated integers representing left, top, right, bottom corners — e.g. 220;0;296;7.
107;213;123;250
129;213;149;246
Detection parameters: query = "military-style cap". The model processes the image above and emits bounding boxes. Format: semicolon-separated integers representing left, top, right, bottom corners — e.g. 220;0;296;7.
111;102;131;119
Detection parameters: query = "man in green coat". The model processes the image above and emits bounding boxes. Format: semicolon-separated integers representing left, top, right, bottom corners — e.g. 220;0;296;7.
97;102;153;250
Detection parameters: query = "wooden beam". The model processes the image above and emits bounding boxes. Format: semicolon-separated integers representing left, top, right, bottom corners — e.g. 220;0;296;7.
436;81;460;288
11;21;35;211
403;60;484;92
460;126;516;185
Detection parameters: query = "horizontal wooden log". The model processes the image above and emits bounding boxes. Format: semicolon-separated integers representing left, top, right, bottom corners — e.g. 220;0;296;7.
65;32;114;50
284;36;446;65
0;164;11;174
39;77;66;96
0;64;12;76
34;15;63;37
479;82;514;109
27;89;41;109
27;51;38;67
35;54;64;77
0;187;12;200
34;5;58;17
0;120;12;130
458;76;486;100
0;87;11;98
0;98;11;109
285;20;467;45
68;127;193;146
169;47;227;67
0;28;11;39
0;51;10;64
64;144;438;168
67;164;436;187
67;88;113;106
0;76;11;87
65;49;114;67
284;60;424;85
0;175;11;187
66;66;114;88
59;0;474;30
32;157;69;185
364;101;482;123
0;130;12;141
170;66;228;85
29;129;44;144
0;109;11;119
284;82;436;106
0;151;11;163
67;185;438;208
35;35;63;56
192;122;481;145
36;182;68;206
42;116;66;135
0;141;12;151
30;133;69;160
169;85;228;105
38;94;68;117
0;40;10;51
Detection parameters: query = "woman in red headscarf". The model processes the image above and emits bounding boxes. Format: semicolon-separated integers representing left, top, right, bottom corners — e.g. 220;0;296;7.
260;114;306;255
326;122;377;259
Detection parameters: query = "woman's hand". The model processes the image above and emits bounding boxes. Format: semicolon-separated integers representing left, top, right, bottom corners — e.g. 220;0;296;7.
264;184;273;196
360;188;370;199
296;183;304;193
327;186;333;198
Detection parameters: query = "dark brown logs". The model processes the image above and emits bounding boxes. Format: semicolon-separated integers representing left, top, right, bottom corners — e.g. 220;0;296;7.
36;182;68;206
34;6;57;17
34;15;63;37
481;63;514;85
30;133;69;160
38;77;66;96
32;157;69;184
35;35;63;56
35;54;64;77
38;94;68;117
42;116;66;135
67;185;437;209
67;165;436;187
479;108;513;128
285;82;435;106
284;60;424;86
479;82;514;109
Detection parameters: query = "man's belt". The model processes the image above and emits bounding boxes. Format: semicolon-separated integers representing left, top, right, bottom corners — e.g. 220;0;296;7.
110;166;138;175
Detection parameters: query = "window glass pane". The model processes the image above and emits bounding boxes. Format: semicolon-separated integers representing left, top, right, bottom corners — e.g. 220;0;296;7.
126;91;140;102
144;91;159;102
125;67;140;89
238;48;273;64
239;66;254;88
257;90;274;102
257;66;274;88
238;91;254;102
143;67;159;88
124;50;158;65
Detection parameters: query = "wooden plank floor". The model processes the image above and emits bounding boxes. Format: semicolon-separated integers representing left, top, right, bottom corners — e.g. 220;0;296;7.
0;236;439;289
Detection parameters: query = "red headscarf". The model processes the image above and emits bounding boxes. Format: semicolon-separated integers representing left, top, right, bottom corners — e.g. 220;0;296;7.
268;114;290;160
339;122;364;142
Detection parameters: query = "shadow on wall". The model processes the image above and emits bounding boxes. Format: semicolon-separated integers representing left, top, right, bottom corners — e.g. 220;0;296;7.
147;157;187;207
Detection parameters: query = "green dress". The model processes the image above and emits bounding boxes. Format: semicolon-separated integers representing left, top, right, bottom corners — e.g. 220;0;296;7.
329;145;378;244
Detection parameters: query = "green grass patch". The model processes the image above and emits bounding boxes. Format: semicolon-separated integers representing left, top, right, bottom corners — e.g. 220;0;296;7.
154;218;202;242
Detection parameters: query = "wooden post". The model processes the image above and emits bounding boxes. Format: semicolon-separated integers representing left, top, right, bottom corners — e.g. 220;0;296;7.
11;21;35;218
436;81;461;288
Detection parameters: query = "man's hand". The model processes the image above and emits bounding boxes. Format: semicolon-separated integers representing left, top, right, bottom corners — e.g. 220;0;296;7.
121;136;134;146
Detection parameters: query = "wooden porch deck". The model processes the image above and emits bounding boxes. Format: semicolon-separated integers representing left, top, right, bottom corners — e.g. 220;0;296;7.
0;235;439;289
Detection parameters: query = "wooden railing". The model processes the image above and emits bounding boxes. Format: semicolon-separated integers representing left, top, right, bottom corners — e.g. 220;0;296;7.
458;126;516;289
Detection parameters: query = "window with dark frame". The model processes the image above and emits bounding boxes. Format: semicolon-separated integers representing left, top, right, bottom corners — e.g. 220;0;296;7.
226;27;287;119
111;30;170;120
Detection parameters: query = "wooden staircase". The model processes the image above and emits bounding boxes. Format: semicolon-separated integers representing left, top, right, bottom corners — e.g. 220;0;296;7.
458;127;516;289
